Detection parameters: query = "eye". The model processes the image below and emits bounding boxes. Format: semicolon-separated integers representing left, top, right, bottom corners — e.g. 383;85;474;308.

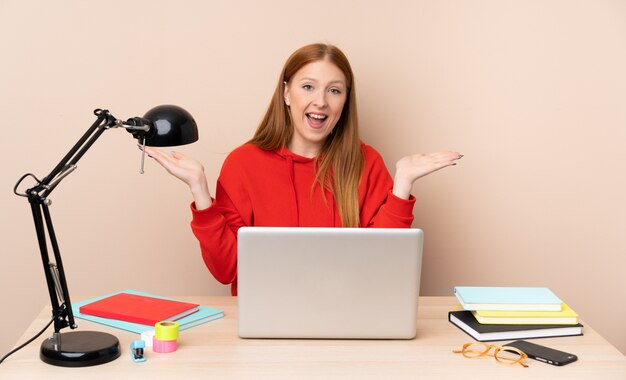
329;88;342;95
302;84;313;91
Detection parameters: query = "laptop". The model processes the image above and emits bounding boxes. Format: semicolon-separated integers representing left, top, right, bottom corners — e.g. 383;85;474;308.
237;227;423;339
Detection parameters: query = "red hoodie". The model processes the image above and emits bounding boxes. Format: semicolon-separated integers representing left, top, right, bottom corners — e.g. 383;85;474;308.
190;142;415;295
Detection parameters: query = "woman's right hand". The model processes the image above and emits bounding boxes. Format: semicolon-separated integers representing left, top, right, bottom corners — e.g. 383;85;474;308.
142;146;213;210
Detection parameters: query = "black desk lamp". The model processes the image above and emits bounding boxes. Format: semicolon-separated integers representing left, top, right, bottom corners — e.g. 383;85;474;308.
13;105;198;367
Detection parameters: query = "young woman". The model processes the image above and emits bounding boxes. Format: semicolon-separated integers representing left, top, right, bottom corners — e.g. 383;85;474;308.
144;43;462;295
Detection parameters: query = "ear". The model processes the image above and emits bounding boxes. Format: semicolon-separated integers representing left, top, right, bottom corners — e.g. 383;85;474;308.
283;81;290;106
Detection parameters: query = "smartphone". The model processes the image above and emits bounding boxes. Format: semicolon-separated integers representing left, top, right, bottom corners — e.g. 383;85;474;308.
505;340;577;366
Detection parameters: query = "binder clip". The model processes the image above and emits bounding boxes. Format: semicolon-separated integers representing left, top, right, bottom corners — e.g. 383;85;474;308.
130;340;147;362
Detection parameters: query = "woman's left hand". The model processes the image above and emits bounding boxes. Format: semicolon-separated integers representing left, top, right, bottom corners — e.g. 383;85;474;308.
392;151;463;199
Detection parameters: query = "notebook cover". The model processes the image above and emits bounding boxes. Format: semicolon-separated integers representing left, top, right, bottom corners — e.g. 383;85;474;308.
79;291;200;326
73;290;224;333
448;310;583;342
454;286;563;311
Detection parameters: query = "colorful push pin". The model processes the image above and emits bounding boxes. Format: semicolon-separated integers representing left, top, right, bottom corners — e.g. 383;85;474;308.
130;340;147;362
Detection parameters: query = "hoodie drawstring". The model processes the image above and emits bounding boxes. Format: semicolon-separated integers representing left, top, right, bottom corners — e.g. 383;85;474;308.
331;192;336;226
285;155;300;226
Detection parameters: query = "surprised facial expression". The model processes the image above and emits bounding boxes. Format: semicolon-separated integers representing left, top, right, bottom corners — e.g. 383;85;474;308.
284;59;348;158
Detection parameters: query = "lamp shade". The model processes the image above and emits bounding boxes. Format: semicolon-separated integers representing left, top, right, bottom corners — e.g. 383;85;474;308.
142;105;199;147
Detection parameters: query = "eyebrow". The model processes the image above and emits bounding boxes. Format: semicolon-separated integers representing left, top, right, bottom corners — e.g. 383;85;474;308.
299;77;346;86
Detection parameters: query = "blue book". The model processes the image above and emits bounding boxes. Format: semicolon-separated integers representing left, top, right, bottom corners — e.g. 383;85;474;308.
72;289;224;334
454;286;563;312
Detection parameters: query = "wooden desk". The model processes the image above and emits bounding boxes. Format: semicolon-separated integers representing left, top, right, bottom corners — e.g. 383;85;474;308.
2;297;625;379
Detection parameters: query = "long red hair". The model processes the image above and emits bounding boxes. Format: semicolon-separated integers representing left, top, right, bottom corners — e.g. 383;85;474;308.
248;43;364;227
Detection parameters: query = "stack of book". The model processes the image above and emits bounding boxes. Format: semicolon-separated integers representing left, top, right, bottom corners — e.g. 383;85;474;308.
448;286;583;342
73;289;224;334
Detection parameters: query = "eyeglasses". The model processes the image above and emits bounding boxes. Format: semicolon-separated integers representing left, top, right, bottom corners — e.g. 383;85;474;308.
453;342;529;368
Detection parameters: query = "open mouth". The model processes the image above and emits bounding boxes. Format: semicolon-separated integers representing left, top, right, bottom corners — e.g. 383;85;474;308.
306;113;328;129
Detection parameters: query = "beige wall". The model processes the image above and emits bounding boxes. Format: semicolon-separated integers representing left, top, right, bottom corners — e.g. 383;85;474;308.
1;0;624;357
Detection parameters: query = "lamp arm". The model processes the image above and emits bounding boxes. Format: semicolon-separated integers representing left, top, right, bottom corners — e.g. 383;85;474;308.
28;200;76;333
39;110;112;189
23;109;121;334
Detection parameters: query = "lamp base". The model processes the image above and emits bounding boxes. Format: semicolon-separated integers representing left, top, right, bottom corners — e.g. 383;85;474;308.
40;331;120;367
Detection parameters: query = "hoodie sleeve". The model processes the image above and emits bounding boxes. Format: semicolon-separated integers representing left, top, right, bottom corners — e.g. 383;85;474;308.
360;145;416;228
190;149;252;291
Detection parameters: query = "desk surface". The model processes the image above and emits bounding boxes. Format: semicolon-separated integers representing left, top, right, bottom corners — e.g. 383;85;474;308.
2;296;625;379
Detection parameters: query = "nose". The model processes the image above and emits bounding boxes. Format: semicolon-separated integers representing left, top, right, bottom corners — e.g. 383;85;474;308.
312;89;328;108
